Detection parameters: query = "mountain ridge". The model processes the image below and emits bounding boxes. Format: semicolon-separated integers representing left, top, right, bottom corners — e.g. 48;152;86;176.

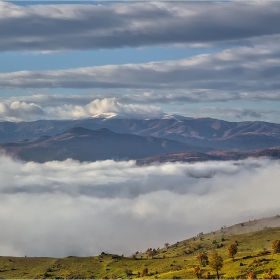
137;146;280;165
1;117;280;151
0;127;211;163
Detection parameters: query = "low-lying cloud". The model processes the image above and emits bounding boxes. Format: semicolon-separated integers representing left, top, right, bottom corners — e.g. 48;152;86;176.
0;96;279;123
0;101;44;121
1;156;280;257
47;98;163;119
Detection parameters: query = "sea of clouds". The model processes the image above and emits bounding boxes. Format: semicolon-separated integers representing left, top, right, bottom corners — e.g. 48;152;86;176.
0;156;279;257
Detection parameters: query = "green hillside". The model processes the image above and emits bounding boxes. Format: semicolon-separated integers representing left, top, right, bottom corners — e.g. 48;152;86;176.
1;224;280;279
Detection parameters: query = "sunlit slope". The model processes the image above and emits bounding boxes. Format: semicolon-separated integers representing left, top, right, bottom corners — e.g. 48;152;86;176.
1;216;280;279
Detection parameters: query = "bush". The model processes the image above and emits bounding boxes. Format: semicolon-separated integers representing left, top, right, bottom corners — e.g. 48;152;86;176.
196;252;208;266
228;243;238;261
141;267;148;277
125;269;133;277
271;240;280;253
263;268;280;279
247;271;257;279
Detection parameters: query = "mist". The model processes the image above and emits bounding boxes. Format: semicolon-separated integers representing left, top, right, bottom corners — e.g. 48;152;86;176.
1;156;279;257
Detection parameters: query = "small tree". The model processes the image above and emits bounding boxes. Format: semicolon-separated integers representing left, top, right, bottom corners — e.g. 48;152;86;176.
146;248;151;257
193;266;202;279
196;252;208;266
146;248;157;258
141;268;148;277
204;272;211;279
271;240;280;253
228;243;238;261
247;271;257;279
263;268;280;279
209;250;223;279
164;243;170;248
125;269;133;277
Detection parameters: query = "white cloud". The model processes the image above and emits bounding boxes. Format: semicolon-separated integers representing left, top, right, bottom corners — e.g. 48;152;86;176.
45;97;163;120
0;94;279;123
86;98;162;118
1;1;280;51
0;156;280;257
1;45;280;98
171;106;280;124
0;98;162;121
0;101;44;121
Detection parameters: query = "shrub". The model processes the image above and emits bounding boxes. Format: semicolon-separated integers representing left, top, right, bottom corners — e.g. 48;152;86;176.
247;271;257;279
196;252;208;266
271;240;280;253
141;267;148;277
193;266;202;279
209;250;223;279
228;243;238;261
125;269;133;277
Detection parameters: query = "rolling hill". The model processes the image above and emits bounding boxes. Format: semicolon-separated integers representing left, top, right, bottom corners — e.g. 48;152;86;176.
137;146;280;165
1;215;280;279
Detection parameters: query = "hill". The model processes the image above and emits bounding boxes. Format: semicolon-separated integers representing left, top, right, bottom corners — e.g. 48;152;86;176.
137;146;280;165
0;117;280;151
0;127;210;163
1;215;280;279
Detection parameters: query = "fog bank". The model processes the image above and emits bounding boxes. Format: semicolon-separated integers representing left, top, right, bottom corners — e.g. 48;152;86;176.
0;156;279;257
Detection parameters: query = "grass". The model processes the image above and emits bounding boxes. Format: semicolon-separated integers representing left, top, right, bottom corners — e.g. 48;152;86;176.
1;226;280;279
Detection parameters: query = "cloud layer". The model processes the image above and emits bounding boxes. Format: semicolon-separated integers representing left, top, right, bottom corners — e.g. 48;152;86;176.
1;156;280;257
0;101;44;121
0;98;162;121
1;1;280;123
0;95;278;123
1;45;280;100
1;1;280;52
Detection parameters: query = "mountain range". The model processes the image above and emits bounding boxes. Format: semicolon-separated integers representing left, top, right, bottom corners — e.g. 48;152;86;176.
0;127;211;163
0;116;280;163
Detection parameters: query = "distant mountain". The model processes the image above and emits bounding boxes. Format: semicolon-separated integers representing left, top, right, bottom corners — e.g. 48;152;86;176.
0;117;280;151
0;127;211;163
137;146;280;165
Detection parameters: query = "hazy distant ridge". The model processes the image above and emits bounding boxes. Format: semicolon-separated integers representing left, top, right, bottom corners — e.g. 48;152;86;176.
0;117;280;151
0;127;211;163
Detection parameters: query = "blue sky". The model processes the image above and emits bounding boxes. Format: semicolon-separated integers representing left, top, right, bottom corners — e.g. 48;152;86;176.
0;0;280;122
0;47;219;72
1;0;280;260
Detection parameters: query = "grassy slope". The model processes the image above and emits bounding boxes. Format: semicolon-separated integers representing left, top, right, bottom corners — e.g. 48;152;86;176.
1;226;280;279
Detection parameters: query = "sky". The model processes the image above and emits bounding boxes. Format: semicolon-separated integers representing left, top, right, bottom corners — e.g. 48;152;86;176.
0;0;280;123
1;0;280;258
